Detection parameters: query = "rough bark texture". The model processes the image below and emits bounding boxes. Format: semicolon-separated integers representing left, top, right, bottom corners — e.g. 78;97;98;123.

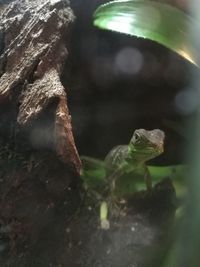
0;0;81;174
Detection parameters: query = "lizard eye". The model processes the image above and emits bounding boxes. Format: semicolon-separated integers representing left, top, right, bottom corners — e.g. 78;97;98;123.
134;132;140;141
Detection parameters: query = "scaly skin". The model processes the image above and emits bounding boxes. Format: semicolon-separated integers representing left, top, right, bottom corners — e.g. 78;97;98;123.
105;129;165;197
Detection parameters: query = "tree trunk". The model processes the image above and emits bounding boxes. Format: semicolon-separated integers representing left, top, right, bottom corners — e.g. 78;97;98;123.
0;0;81;174
0;1;83;266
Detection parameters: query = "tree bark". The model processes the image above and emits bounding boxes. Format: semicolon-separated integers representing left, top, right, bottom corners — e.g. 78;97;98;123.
0;0;81;174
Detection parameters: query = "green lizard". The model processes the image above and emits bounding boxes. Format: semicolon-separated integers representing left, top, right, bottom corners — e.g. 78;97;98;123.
81;129;166;229
104;129;165;197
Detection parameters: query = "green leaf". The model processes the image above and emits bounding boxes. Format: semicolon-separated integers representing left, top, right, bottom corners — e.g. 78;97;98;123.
148;164;188;198
93;0;198;66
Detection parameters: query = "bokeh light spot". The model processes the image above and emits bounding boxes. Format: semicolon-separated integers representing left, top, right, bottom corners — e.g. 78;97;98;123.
114;47;143;75
175;88;199;115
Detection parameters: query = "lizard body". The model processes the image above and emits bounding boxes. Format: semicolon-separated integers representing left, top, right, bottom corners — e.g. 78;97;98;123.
104;129;165;197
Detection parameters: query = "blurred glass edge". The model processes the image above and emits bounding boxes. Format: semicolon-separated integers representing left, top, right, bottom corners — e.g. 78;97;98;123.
169;1;200;267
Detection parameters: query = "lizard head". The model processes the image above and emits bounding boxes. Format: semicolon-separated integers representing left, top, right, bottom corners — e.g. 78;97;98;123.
129;129;165;161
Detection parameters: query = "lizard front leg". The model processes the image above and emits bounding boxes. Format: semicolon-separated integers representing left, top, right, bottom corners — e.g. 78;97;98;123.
106;164;126;195
144;165;152;191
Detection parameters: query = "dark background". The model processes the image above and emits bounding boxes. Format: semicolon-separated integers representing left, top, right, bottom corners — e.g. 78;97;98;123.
63;0;195;164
